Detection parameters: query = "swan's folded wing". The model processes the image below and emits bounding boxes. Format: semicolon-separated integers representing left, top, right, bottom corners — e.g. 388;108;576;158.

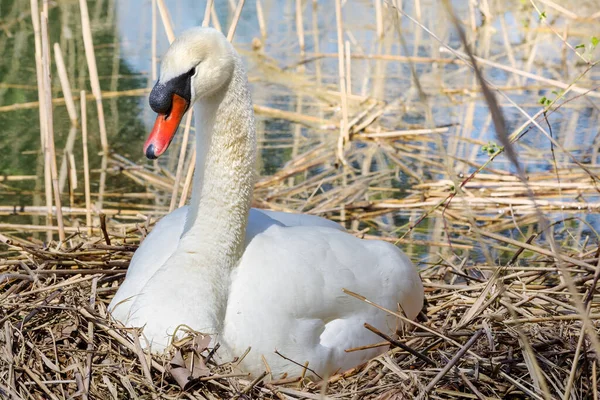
256;209;345;231
109;206;188;320
223;224;423;376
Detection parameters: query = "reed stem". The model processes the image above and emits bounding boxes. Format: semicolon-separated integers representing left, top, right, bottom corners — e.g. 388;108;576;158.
78;0;108;153
40;4;65;243
227;0;246;42
81;91;93;237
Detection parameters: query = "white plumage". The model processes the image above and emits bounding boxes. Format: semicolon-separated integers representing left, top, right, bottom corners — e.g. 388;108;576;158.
109;27;424;378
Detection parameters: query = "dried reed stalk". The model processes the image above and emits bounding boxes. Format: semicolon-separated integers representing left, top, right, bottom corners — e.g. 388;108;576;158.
78;0;108;152
345;40;351;97
40;5;65;243
311;0;322;85
295;0;305;55
156;0;175;43
151;0;157;81
203;0;214;27
81;91;93;237
210;5;223;32
29;0;46;149
334;0;349;165
374;0;383;39
54;43;78;195
52;43;77;125
179;149;196;207
227;0;246;42
169;111;193;212
29;0;53;242
256;0;266;39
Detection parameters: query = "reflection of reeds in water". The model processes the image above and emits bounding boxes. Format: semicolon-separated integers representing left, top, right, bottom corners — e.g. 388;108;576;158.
1;0;600;398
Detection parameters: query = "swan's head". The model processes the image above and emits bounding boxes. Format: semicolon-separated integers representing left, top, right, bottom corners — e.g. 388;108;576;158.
144;27;235;159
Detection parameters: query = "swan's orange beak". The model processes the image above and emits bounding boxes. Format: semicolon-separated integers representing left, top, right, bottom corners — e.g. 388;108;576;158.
144;94;189;159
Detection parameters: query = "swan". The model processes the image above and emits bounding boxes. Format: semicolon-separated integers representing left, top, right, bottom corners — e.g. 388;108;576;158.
109;27;424;378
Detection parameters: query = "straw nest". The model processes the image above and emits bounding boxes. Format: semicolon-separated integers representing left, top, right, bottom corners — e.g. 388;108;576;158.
1;205;598;399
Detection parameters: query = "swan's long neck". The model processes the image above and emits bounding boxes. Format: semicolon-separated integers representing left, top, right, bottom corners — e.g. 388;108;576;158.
177;56;256;332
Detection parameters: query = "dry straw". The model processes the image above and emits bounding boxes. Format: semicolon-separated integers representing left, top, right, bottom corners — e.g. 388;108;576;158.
1;227;598;398
40;3;66;244
81;91;93;237
29;0;53;242
78;0;108;152
78;0;109;215
334;0;349;165
52;43;77;125
227;0;246;42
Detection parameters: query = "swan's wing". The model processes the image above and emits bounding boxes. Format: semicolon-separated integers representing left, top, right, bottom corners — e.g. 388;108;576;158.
109;206;188;319
256;209;345;231
224;224;423;377
245;209;285;246
246;209;343;247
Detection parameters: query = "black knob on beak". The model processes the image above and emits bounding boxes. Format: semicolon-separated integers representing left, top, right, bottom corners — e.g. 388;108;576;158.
149;81;172;114
149;72;193;115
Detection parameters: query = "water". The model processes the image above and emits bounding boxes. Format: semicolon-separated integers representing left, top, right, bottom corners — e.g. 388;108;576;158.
1;0;599;261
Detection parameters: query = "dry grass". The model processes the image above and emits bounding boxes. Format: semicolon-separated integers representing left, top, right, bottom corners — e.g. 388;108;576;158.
0;221;598;399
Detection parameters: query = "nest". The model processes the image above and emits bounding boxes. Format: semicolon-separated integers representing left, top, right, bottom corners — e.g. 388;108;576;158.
1;226;598;399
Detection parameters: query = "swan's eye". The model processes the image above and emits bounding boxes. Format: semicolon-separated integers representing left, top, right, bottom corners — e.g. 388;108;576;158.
188;67;196;77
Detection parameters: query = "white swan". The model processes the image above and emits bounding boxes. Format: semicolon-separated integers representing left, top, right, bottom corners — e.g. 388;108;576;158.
109;27;424;378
